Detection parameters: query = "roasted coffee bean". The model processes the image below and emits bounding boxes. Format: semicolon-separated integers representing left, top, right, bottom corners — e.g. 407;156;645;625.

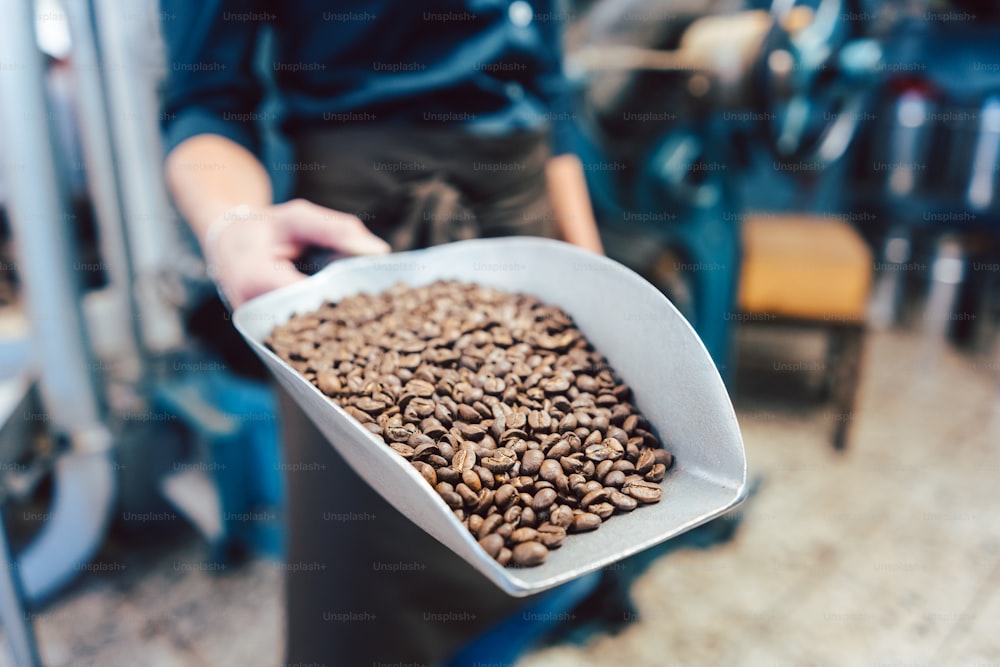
536;523;567;549
532;488;558;512
503;505;523;526
549;505;574;528
478;513;504;538
435;466;459;484
635;449;656;475
623;479;663;504
478;533;504;559
494;484;517;510
590;502;615;520
521;449;545;476
456;483;478;506
611;460;636;473
512;541;548;566
539;459;562;482
580;488;609;510
653;449;674;469
608;488;638;511
570;512;602;533
452;449;475;472
477;466;495;489
510;527;539;544
462;469;483;492
268;280;675;569
560;456;585;474
603;470;627;488
645;463;668;482
412;461;437;487
546;439;571;460
473;489;494;515
439;490;463;509
494;522;515;541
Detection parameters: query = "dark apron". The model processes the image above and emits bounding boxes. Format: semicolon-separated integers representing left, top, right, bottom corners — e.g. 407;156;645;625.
280;126;556;666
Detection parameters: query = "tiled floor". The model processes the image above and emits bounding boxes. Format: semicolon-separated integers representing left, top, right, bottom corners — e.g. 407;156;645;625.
3;327;999;667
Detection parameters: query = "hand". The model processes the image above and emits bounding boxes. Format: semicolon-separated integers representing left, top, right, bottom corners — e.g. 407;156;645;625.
203;198;390;308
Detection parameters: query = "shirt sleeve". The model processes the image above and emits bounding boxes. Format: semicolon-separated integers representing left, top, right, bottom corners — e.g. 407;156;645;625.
159;0;266;156
534;0;578;157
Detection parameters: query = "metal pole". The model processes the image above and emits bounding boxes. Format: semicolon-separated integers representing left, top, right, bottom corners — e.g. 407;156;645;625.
0;0;104;435
91;0;185;355
0;515;40;667
63;0;145;382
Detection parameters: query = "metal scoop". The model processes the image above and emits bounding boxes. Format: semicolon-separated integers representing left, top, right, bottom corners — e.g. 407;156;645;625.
233;238;747;596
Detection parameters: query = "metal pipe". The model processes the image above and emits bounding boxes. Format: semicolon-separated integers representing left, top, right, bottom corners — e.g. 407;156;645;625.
0;513;41;667
0;0;118;609
18;446;117;604
63;0;145;382
0;0;103;435
91;0;185;354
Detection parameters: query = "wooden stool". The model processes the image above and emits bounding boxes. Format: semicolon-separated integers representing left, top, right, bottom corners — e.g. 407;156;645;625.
738;214;873;449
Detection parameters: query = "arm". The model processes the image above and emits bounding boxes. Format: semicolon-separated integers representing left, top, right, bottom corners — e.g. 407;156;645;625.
536;0;605;254
546;154;604;254
160;0;387;307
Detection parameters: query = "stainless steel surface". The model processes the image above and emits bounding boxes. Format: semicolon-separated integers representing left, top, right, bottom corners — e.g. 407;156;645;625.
63;0;144;382
234;238;747;597
91;0;185;353
0;0;118;612
0;0;102;436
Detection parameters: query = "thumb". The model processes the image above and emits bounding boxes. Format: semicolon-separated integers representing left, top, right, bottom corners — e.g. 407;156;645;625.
277;199;391;255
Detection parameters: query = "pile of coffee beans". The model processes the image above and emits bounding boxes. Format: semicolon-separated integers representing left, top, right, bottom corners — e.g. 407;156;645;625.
266;280;673;567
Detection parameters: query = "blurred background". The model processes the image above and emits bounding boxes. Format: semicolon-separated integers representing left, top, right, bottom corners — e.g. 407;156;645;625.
0;0;998;665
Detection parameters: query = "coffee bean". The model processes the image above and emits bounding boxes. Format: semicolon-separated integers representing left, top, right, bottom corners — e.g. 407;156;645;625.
412;461;437;486
645;463;667;482
608;488;638;511
580;488;609;510
539;459;562;482
636;449;656;475
503;505;523;526
268;280;676;569
478;513;504;538
549;505;574;528
521;449;545;475
456;483;478;507
478;533;504;559
653;449;674;469
510;527;539;544
494;484;517;510
495;522;515;540
546;439;571;460
462;469;482;492
623;479;663;504
532;488;558;512
603;470;626;488
536;523;567;548
570;513;602;533
512;541;548;566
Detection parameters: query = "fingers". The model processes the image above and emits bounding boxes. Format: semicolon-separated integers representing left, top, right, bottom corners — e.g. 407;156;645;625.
224;259;305;309
276;199;390;256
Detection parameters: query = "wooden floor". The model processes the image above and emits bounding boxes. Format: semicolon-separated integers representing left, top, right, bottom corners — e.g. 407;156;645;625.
3;328;999;667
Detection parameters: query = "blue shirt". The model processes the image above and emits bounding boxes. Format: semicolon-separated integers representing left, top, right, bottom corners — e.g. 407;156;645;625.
160;0;577;157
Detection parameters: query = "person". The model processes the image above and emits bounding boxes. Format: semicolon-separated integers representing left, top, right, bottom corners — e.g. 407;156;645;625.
159;1;604;664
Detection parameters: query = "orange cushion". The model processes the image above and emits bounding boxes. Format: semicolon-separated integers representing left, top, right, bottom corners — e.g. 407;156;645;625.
738;215;873;322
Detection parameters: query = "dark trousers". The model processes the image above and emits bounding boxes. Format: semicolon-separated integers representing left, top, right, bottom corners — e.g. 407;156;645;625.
280;127;556;666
